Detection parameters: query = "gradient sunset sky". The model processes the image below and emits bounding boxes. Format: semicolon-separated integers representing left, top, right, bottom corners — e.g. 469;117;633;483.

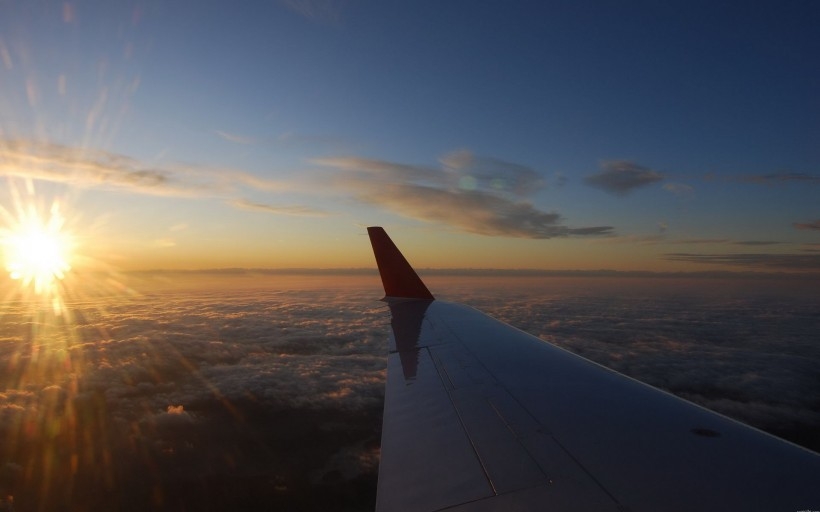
1;1;818;273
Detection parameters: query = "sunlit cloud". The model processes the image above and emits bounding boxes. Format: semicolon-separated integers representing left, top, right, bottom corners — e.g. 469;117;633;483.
585;160;664;196
153;238;176;248
316;154;613;238
0;138;295;203
794;220;820;231
0;284;387;509
229;198;330;217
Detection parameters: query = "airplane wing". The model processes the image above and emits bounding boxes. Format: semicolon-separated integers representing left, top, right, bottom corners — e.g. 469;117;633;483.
367;226;820;512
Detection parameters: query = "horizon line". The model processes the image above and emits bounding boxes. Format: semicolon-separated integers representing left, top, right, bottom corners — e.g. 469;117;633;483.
114;267;820;280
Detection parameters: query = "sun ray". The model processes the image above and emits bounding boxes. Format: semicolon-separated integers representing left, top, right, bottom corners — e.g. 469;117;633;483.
1;180;75;314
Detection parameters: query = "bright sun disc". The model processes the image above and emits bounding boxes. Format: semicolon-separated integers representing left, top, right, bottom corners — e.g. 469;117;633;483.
2;203;73;295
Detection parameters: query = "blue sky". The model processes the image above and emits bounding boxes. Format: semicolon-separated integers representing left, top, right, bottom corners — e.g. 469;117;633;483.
1;0;818;271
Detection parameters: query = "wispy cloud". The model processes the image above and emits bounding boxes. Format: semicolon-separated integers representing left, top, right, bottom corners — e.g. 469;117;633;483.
794;220;820;231
738;172;820;185
601;236;784;247
0;138;324;222
663;182;693;197
585;161;664;196
230;198;329;217
216;130;349;151
315;153;613;238
0;139;180;193
216;130;257;145
732;240;784;246
664;253;820;270
439;149;545;195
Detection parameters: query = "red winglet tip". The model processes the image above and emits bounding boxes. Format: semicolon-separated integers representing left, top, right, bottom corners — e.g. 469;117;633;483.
367;227;434;301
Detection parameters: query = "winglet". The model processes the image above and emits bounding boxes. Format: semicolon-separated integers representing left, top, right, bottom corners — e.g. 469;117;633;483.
367;227;435;301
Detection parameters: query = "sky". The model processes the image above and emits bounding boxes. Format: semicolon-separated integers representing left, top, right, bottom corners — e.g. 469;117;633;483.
0;0;819;273
2;3;819;509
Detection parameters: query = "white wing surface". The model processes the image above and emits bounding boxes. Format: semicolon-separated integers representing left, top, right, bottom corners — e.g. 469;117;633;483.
368;227;820;512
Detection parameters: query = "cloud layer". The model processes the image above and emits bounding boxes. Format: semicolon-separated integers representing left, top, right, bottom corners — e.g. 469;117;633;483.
0;279;387;510
1;274;818;509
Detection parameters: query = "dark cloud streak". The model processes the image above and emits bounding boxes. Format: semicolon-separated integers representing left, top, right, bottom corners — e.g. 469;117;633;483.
739;172;820;185
794;220;820;231
585;160;664;196
665;252;820;270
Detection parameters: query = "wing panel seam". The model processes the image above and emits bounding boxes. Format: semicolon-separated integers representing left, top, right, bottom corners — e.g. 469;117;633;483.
427;345;499;497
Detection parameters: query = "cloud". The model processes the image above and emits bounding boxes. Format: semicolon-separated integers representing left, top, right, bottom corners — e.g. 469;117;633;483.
356;183;605;238
0;281;390;509
794;220;820;231
471;283;820;449
663;182;693;197
0;139;176;193
439;149;545;196
0;138;348;223
230;198;330;217
664;252;820;270
316;154;612;238
677;238;730;244
0;272;818;510
313;156;443;184
216;130;257;145
739;172;820;185
0;138;288;198
217;130;349;151
585;160;664;196
153;238;176;248
602;236;787;248
731;240;784;246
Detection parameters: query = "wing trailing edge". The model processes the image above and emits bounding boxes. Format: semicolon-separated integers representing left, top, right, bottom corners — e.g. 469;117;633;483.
367;227;434;301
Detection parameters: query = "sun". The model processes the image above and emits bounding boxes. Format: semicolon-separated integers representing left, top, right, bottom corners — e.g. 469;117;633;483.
1;201;74;297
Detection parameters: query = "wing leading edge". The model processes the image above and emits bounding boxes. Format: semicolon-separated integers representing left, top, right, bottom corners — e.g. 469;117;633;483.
368;227;820;512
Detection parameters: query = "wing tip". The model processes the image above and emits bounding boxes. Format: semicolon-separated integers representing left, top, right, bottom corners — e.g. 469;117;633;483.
367;227;435;301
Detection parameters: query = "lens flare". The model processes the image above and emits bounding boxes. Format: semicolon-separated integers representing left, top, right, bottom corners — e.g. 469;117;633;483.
1;184;77;315
3;202;72;292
